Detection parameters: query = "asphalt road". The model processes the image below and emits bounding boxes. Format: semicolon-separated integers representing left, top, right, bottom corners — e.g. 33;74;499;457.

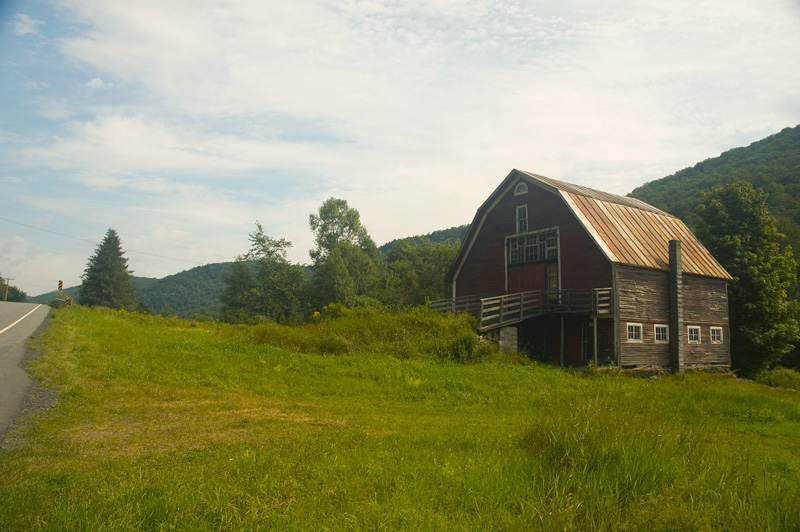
0;302;51;437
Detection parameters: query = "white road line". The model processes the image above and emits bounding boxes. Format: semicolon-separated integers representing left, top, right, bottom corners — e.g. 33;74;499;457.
0;305;43;336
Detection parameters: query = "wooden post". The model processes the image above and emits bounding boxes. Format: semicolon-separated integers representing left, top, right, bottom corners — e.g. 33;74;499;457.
593;315;598;366
612;264;621;366
669;240;685;371
559;317;565;367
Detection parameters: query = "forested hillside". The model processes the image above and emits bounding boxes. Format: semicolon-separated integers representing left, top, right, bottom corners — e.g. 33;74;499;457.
629;124;800;279
629;125;800;229
28;225;470;318
379;224;469;255
133;262;236;319
29;263;236;320
632;125;800;370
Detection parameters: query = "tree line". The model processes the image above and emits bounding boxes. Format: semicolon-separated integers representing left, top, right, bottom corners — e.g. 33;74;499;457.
219;198;460;323
78;198;461;324
77;176;799;378
0;274;27;302
631;124;800;375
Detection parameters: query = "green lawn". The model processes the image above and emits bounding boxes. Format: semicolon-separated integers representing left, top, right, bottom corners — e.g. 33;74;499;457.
1;306;798;531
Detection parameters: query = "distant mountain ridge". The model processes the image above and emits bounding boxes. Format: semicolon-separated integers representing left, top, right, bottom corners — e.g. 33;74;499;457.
30;124;799;319
629;125;800;227
29;226;472;318
29;263;235;319
379;225;469;255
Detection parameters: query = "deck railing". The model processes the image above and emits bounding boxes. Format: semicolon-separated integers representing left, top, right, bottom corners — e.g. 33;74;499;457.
428;294;486;316
430;287;613;332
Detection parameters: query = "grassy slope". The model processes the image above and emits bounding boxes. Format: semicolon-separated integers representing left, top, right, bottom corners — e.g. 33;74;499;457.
1;307;799;531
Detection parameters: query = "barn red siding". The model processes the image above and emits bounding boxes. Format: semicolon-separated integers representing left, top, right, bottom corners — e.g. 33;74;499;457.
454;179;613;298
449;170;730;369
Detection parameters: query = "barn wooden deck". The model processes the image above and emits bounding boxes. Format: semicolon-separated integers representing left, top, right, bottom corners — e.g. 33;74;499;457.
430;288;613;332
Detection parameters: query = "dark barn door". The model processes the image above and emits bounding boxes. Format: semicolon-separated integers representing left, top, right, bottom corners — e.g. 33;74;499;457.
507;263;547;293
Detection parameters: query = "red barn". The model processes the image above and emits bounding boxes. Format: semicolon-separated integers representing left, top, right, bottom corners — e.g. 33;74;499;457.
439;169;731;369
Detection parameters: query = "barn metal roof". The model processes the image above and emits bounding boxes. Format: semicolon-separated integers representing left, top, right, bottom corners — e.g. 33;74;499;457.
516;170;732;279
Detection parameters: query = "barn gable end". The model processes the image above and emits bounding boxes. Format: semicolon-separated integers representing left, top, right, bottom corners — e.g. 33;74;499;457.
442;169;731;369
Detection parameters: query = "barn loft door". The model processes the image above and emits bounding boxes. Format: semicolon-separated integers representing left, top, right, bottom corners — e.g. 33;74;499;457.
507;263;547;293
507;262;559;295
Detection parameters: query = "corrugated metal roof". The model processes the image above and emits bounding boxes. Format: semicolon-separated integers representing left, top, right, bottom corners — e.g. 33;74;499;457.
518;170;732;280
517;170;670;215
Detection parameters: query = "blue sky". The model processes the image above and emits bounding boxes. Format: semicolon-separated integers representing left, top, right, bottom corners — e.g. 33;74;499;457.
1;0;799;297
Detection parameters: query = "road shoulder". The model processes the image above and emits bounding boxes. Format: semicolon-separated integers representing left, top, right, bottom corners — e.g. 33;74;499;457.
1;311;59;450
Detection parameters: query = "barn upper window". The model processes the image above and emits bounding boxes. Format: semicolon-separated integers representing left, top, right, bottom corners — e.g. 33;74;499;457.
516;206;528;233
514;183;528;196
508;228;558;265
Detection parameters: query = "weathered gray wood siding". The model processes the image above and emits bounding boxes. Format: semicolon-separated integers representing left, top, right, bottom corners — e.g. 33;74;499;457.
682;274;730;365
617;266;730;367
617;266;671;366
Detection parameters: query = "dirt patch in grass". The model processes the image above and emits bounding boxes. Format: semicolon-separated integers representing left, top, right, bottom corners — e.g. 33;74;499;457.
59;396;352;459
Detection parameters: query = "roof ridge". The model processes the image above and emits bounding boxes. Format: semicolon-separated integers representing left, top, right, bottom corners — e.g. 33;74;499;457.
517;170;673;216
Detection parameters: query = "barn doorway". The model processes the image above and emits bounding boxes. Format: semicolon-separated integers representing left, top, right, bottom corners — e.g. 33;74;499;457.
581;321;593;363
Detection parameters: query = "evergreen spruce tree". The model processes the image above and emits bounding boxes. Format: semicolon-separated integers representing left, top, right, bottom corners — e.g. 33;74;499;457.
80;228;136;309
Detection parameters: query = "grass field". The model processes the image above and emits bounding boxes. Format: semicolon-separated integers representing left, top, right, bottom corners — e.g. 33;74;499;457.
1;306;799;531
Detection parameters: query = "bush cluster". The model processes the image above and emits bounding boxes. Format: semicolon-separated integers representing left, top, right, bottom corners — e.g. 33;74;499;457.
221;305;496;362
756;367;800;390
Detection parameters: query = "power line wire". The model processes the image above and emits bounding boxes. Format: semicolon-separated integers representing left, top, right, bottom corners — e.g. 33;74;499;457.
0;202;219;254
0;216;205;265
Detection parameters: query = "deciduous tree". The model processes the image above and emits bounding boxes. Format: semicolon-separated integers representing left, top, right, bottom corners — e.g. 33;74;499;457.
222;222;307;323
695;181;799;375
307;199;380;309
377;237;459;307
0;273;27;302
309;198;378;265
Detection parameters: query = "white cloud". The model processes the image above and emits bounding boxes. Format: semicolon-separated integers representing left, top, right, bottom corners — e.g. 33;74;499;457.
32;98;72;120
24;80;49;90
84;77;113;89
54;0;797;190
147;228;192;245
3;0;800;294
12;13;43;35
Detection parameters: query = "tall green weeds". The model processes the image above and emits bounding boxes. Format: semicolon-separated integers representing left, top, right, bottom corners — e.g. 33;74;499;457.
1;306;798;531
221;305;494;362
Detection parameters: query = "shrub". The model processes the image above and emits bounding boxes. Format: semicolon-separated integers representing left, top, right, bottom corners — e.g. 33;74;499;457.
755;367;800;390
315;334;350;355
226;305;486;362
449;328;479;362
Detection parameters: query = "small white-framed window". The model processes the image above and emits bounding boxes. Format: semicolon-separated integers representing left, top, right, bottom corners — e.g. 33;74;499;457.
654;324;669;343
688;326;701;344
627;323;643;342
710;327;723;344
508;237;522;264
516;205;528;233
514;182;528;196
